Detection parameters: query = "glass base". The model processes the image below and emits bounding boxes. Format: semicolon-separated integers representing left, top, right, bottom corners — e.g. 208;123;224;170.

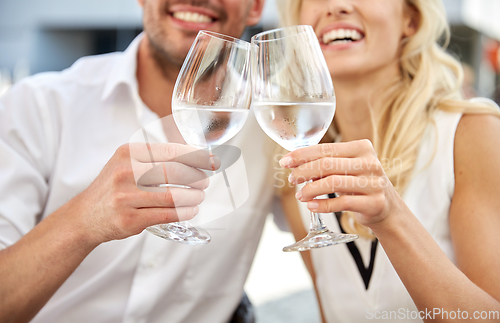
283;229;358;252
146;222;211;245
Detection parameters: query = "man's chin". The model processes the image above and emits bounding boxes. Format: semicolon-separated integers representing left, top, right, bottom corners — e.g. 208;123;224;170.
145;35;186;69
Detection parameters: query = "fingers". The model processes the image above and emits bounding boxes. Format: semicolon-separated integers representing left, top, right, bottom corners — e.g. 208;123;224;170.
279;140;375;168
136;162;210;189
305;194;383;215
132;187;206;208
296;175;386;201
288;157;382;184
103;184;205;239
138;206;200;225
128;143;221;170
86;144;215;242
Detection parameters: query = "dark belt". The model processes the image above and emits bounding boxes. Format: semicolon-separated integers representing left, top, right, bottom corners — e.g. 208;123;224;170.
229;292;255;323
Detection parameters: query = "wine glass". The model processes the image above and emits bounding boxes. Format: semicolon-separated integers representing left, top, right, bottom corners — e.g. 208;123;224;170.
147;31;252;245
251;25;359;252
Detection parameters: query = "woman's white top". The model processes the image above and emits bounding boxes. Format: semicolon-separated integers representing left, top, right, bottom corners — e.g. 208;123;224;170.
297;110;464;322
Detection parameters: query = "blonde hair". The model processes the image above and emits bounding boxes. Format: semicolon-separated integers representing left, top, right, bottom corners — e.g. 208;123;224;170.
277;0;500;239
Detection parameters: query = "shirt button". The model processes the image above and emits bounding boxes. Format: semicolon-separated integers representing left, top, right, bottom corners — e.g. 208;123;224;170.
146;259;157;269
125;318;146;323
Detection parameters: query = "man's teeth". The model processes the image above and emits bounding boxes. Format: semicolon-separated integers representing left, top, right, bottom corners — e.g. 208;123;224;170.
173;11;213;23
322;29;363;44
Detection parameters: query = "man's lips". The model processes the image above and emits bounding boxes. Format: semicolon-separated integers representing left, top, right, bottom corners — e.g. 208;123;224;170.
168;5;219;28
172;11;213;23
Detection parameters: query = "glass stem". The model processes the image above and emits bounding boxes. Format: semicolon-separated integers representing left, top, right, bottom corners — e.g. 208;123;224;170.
306;180;327;232
309;211;327;232
209;145;237;210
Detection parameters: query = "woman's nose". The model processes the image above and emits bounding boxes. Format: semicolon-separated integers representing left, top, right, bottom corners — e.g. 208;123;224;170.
325;0;354;17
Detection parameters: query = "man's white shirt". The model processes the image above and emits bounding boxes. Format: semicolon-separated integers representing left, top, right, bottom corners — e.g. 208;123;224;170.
0;34;276;323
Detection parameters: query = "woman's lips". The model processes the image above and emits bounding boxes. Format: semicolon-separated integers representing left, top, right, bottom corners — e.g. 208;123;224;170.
318;23;365;50
322;28;363;44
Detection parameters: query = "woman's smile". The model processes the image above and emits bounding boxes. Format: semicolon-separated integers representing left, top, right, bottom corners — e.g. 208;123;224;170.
319;23;365;51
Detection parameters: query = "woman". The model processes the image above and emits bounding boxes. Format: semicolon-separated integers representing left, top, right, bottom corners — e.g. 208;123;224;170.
277;0;500;322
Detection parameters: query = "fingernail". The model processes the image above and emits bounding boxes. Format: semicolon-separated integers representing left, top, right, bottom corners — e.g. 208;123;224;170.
279;156;293;168
295;190;302;200
188;206;199;219
307;201;319;210
288;173;295;183
178;206;199;221
210;155;221;170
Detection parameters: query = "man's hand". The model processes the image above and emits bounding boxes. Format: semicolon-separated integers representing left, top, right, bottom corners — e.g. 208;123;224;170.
0;142;219;323
71;143;220;244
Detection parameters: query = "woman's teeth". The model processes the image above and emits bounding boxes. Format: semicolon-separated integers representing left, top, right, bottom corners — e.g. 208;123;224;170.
322;29;363;45
173;11;213;23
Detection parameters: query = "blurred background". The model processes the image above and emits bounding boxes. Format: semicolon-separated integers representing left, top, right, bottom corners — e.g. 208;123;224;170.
1;0;499;322
1;0;500;101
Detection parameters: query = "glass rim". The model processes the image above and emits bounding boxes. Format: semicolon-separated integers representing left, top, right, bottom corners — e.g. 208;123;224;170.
198;30;252;48
251;25;313;43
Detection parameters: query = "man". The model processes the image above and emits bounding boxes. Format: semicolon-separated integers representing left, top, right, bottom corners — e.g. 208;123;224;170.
0;0;274;322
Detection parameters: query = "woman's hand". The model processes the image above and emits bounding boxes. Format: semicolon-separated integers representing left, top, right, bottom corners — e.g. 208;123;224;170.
279;139;403;228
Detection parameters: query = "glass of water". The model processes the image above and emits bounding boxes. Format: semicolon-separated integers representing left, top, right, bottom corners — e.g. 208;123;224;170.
251;25;359;252
153;31;252;244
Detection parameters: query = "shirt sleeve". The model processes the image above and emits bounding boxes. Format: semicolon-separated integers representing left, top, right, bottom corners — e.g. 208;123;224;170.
0;79;57;249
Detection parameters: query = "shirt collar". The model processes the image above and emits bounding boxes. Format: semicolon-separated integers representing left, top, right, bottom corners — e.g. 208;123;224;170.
101;33;168;143
101;33;144;102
